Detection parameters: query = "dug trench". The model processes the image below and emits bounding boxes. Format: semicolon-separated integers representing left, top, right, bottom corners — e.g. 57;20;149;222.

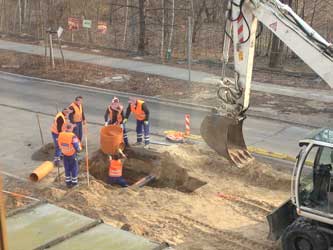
89;147;207;193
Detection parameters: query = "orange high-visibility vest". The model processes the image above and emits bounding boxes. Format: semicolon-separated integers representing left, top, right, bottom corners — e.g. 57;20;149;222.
50;112;67;134
108;106;123;125
130;100;146;121
70;103;83;122
108;159;123;177
58;132;79;156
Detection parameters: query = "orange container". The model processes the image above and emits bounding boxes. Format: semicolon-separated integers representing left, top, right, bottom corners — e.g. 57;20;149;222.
100;125;125;155
30;161;54;182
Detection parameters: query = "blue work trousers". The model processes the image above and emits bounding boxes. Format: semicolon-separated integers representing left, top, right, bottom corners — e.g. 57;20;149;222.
63;155;79;186
108;176;128;187
73;122;83;141
136;120;150;145
51;132;62;162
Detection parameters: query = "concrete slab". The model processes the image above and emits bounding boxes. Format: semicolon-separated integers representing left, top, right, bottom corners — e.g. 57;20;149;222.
48;224;158;250
7;203;95;250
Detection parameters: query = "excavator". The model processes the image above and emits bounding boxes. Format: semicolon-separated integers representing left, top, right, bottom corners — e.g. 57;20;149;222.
200;0;333;249
200;0;333;168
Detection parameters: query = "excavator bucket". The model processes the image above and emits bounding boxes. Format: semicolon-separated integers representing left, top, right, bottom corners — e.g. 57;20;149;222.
200;114;254;168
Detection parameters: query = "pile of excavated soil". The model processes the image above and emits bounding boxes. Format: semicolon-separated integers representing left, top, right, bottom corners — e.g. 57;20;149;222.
161;145;291;191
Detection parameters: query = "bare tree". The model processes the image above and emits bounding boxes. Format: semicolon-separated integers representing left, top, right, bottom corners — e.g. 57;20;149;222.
123;0;129;48
138;0;146;54
160;0;165;60
167;0;175;56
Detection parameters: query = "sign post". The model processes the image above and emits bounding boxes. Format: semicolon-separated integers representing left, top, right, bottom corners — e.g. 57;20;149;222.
187;16;192;83
57;27;65;64
82;19;92;45
68;17;80;42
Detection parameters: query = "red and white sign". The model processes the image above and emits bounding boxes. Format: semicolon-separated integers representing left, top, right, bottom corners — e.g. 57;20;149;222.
97;22;108;34
68;17;80;31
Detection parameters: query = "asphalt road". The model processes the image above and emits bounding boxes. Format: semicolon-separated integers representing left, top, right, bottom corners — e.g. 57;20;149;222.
0;72;312;176
1;39;333;102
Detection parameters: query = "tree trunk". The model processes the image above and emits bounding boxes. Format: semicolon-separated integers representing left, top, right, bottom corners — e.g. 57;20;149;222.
269;34;283;68
269;0;292;67
160;0;165;60
167;0;175;55
123;0;129;48
18;0;22;32
138;0;146;54
310;0;318;26
0;0;4;32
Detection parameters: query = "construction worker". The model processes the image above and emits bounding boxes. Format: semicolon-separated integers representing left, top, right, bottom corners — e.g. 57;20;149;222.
58;124;82;188
50;108;71;165
104;97;129;146
124;97;150;148
108;151;128;187
69;96;86;141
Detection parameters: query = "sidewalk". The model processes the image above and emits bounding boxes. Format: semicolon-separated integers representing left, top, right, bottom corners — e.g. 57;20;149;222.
0;39;332;103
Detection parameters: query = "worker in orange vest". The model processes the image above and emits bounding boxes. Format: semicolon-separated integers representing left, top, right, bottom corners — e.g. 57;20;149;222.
69;96;86;141
104;97;129;146
124;97;150;148
58;124;82;187
50;108;71;165
108;151;128;187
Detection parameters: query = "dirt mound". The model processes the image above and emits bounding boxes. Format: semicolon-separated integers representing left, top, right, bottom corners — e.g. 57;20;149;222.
160;145;291;191
31;143;55;161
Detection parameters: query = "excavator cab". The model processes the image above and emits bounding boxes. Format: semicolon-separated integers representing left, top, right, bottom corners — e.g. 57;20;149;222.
200;113;254;168
267;128;333;250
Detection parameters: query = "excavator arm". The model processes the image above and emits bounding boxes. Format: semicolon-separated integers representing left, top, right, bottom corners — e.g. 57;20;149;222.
201;0;333;167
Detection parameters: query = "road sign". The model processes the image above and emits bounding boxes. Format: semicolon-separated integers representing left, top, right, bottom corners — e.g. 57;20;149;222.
97;22;107;34
82;19;92;29
57;26;64;38
68;17;80;31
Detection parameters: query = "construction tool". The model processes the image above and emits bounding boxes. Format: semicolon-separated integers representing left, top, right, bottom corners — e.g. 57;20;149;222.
130;175;156;188
0;176;8;250
35;113;45;146
56;161;61;182
84;124;90;186
2;190;40;202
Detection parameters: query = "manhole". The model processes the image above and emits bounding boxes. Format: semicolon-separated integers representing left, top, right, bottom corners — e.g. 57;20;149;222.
89;148;206;193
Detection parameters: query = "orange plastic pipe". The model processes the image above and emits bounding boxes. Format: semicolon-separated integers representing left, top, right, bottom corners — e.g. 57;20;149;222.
100;125;125;155
29;161;54;182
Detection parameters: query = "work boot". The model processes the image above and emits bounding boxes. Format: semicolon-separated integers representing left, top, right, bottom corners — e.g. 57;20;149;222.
66;182;72;188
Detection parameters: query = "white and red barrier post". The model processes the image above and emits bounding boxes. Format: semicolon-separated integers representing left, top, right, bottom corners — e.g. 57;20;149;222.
185;114;190;136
